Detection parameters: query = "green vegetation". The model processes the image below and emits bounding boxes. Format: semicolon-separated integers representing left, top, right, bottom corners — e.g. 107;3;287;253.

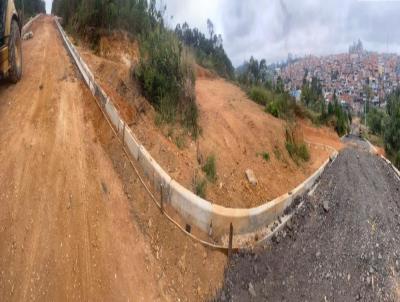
174;133;186;150
367;108;386;136
285;128;310;163
202;155;217;183
238;57;299;120
262;152;270;161
194;176;207;198
361;88;400;169
135;27;199;136
302;73;350;136
383;89;400;168
15;0;46;21
52;0;199;137
52;0;160;36
248;86;270;105
256;151;270;161
175;20;234;79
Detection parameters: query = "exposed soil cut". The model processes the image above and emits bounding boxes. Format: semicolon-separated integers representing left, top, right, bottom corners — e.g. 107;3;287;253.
76;33;343;208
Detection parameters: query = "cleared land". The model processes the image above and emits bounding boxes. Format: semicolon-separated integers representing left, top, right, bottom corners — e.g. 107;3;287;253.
215;136;400;301
77;33;342;208
0;16;226;302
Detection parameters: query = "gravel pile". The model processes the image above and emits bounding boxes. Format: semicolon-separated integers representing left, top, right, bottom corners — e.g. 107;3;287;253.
214;139;400;302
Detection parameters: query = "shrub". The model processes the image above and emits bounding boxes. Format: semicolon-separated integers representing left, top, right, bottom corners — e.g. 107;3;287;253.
202;155;217;183
262;152;270;161
248;86;270;105
395;151;400;169
174;134;186;149
285;127;310;163
367;108;387;135
194;176;207;198
266;101;279;118
136;27;199;137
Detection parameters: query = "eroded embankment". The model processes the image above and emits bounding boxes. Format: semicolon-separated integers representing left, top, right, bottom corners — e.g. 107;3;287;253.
75;33;342;209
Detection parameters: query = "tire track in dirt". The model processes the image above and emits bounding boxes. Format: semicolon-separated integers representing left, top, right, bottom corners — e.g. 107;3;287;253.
0;15;229;302
0;15;165;302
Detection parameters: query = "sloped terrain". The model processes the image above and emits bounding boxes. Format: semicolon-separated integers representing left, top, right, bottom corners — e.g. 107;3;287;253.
215;136;400;301
0;16;226;302
77;33;342;208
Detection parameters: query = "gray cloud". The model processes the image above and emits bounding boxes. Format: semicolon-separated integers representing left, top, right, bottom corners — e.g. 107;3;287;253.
163;0;400;66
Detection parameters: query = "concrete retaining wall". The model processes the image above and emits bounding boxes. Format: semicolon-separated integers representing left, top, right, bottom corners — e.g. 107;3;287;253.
365;139;400;180
380;155;400;179
55;17;338;246
22;14;42;34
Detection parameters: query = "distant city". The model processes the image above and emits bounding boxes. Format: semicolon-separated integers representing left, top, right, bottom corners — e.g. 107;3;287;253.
274;40;400;115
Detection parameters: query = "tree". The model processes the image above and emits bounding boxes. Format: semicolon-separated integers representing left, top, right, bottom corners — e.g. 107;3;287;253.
15;0;46;21
175;20;234;79
367;108;386;135
384;89;400;165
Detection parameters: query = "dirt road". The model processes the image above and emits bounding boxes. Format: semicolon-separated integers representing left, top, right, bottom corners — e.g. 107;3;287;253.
0;16;226;302
215;136;400;301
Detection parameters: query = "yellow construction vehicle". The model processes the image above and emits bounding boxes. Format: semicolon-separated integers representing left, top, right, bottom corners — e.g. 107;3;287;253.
0;0;22;83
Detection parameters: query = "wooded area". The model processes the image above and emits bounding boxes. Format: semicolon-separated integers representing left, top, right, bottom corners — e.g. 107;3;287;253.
15;0;46;21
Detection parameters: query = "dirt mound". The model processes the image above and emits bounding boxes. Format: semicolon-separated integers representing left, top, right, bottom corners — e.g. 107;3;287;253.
78;38;342;209
98;31;139;66
196;64;217;79
216;142;400;301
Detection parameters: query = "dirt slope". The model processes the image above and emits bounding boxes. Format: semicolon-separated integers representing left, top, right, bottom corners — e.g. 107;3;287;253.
78;37;342;208
195;78;341;208
0;16;226;302
215;136;400;301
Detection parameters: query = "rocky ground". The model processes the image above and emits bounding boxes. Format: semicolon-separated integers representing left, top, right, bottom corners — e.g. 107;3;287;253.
214;135;400;302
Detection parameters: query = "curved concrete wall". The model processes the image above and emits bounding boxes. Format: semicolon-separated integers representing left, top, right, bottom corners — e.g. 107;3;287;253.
55;17;338;245
22;14;42;34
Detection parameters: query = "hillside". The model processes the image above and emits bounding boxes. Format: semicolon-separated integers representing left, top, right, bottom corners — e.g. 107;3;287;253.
75;32;342;208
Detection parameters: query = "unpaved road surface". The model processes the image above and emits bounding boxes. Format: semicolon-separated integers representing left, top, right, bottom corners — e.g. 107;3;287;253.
0;16;165;301
0;16;227;302
215;135;400;301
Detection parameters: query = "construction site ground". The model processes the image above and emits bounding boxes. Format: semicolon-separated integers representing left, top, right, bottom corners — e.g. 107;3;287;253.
0;16;227;302
76;32;343;208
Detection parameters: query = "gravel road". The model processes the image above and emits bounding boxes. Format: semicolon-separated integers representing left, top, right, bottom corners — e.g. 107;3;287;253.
215;135;400;301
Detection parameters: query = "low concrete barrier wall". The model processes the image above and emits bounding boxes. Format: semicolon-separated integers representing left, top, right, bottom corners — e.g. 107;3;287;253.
380;155;400;179
22;14;42;34
365;139;400;180
55;17;338;246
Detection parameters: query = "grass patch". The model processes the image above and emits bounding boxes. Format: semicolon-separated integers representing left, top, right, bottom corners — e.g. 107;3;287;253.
285;142;310;163
366;132;384;148
202;155;217;183
285;127;310;164
174;134;186;149
257;151;270;161
193;176;207;198
136;27;199;137
273;147;282;161
248;86;271;105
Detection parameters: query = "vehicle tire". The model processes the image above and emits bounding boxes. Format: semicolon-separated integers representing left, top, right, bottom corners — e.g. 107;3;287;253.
8;19;22;83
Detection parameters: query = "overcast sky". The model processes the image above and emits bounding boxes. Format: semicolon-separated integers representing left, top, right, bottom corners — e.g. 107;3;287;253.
45;0;400;66
161;0;400;66
45;0;51;14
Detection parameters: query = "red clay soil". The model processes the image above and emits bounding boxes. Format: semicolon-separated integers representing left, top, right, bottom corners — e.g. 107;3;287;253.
77;33;343;209
0;16;226;302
